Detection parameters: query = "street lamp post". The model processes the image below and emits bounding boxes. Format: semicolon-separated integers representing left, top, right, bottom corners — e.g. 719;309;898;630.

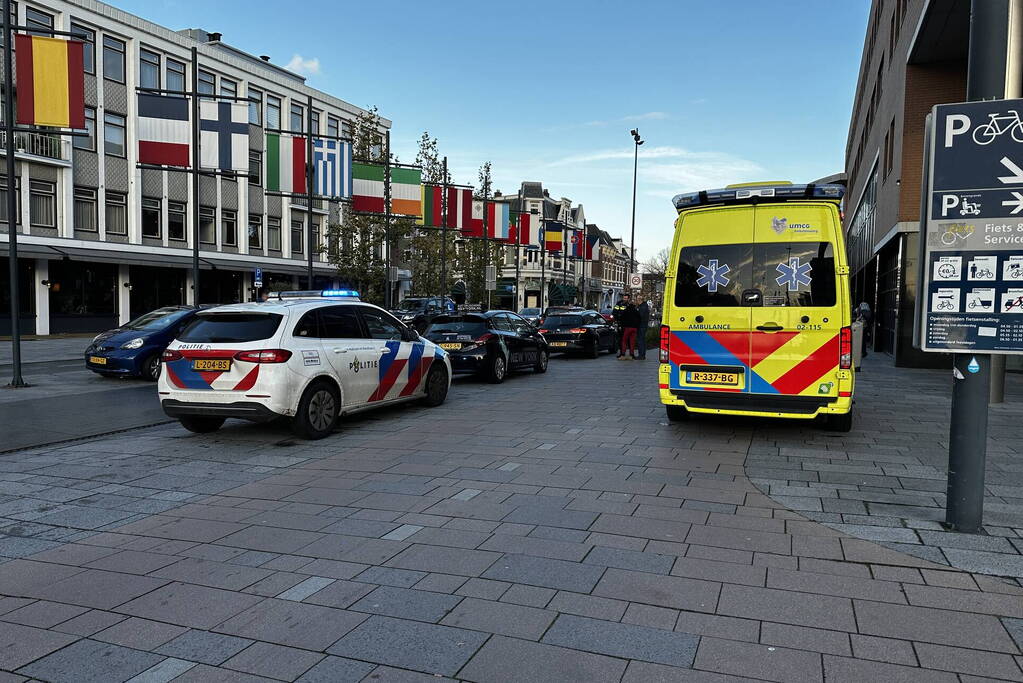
629;128;643;285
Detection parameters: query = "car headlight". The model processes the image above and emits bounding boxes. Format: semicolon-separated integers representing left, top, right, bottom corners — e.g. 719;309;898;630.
120;338;145;350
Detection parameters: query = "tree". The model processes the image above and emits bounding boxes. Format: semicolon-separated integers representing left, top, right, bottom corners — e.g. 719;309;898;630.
457;162;504;304
405;132;460;298
641;248;670;278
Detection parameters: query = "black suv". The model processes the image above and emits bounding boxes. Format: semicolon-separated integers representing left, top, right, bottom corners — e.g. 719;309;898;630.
424;311;549;383
390;297;457;333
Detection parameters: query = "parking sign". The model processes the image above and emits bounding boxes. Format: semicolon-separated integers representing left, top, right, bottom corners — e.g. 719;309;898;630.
919;100;1023;354
254;267;263;288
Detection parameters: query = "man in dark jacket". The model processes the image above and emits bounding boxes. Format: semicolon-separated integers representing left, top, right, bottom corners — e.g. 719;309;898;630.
635;295;651;360
617;297;641;360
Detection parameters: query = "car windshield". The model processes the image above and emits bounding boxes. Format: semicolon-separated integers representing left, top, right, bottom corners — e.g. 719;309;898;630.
395;299;426;311
125;308;190;331
426;316;487;335
544;315;584;328
178;313;283;343
519;308;540;316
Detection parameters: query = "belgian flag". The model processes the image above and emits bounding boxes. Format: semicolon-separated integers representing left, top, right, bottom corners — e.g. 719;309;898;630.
15;34;85;129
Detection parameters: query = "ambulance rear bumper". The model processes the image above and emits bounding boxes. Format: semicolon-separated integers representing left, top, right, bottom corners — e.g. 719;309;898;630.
668;390;842;416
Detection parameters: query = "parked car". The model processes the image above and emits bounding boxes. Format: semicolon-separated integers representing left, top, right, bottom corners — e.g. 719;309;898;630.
390;296;457;332
424;310;549;383
85;305;209;381
599;306;615;323
518;307;542;326
539;310;616;358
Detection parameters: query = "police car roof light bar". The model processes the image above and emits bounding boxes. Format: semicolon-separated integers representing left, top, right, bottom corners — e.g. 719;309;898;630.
268;290;361;300
671;183;845;212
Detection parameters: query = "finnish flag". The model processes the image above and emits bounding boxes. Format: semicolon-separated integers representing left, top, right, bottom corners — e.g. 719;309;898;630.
313;138;353;199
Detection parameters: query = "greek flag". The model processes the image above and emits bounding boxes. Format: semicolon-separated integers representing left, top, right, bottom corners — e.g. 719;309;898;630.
313;138;352;199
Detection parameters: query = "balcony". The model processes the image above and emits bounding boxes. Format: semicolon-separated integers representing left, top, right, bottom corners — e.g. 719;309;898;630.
0;130;70;163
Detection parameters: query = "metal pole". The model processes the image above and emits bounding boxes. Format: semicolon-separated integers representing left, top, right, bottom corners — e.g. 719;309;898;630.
482;181;489;308
582;225;588;308
629;137;638;280
945;0;1008;533
383;130;391;309
306;94;314;287
440;157;448;300
4;0;25;387
190;47;200;305
540;218;545;311
514;190;521;312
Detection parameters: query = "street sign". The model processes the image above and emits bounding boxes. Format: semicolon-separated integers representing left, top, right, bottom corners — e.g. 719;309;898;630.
920;100;1023;354
254;267;263;288
458;303;483;312
628;273;642;289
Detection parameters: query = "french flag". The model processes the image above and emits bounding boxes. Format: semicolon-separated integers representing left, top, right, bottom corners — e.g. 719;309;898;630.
138;94;190;167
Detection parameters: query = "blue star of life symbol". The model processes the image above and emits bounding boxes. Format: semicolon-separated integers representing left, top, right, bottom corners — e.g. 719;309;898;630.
696;259;730;293
776;257;813;291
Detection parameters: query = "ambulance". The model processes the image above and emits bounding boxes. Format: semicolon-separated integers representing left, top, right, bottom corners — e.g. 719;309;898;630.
658;182;854;431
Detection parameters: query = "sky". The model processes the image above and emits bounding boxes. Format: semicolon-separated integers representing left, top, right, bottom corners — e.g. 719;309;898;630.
112;0;869;267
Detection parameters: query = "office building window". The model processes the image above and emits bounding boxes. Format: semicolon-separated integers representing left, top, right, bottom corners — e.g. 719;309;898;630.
29;180;56;227
311;110;319;135
248;86;263;125
248;215;263;249
73;187;97;232
0;2;14;47
197;69;215;96
0;176;19;224
266;95;281;130
166;58;185;92
103;112;126;156
290;103;304;132
291;219;303;254
248;150;261;186
70;23;95;74
25;7;53;36
222;209;237;245
142;198;161;238
267;216;281;251
327;116;339;138
74;107;96;151
103;36;125;82
312;219;320;251
168;202;186;241
105;191;127;234
140;48;160;89
221;78;237;99
199;206;216;244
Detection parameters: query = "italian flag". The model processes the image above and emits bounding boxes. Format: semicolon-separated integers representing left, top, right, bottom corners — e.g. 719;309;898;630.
266;133;306;194
391;167;422;216
353;162;385;213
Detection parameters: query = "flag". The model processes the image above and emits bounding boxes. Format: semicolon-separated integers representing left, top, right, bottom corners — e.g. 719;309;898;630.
390;167;422;216
137;93;189;167
353;162;385;213
419;185;444;227
487;202;511;241
265;133;306;194
313;138;352;198
465;200;485;237
510;213;532;245
447;187;473;230
586;232;600;260
15;35;85;128
569;230;583;258
545;221;565;252
199;101;248;171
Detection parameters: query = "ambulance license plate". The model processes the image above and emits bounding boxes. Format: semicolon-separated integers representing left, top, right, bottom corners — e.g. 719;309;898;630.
687;371;738;385
193;358;231;372
440;343;462;350
89;356;107;365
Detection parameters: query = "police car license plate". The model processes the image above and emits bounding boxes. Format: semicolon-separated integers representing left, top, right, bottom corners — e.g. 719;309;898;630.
89;356;106;365
687;371;738;385
193;358;231;371
550;341;569;347
440;343;462;350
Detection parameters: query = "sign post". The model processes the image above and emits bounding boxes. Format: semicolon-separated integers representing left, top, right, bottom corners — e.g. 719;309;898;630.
253;267;263;290
628;273;643;291
919;99;1023;531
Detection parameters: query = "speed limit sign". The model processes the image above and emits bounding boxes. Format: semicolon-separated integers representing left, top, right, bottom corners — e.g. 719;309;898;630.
629;273;642;289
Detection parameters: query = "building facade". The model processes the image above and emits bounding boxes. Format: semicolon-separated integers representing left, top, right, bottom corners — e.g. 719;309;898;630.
1;0;388;335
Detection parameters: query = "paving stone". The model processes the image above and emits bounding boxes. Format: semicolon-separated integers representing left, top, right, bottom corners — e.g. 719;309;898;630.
402;527;489;549
385;544;501;576
674;610;760;642
216;598;367;650
583;545;674;575
548;591;628;621
117;582;263;629
482;554;605;593
94;616;188;650
849;634;918;665
327;615;487;676
543;613;698;667
350;585;462;623
479;533;590;561
164;662;277;681
766;567;906;603
942;548;1023;578
717;584;856;631
0;621;79;671
355;566;427;588
84;549;181;575
694;636;822;683
593;567;720;612
589;514;690;542
760;621;851;656
303;579;375;609
155;629;254;665
854;600;1019;653
670;556;766;587
51;609;127;636
459;634;627;683
501;506;598;530
0;600;88;628
274;576;335;601
32;568;169;610
441;597;555;640
499;584;555;608
822;654;958;683
18;638;163;683
223;642;324;681
455;577;510;600
413;573;469;594
294;655;375;683
914;642;1023;681
126;657;197;683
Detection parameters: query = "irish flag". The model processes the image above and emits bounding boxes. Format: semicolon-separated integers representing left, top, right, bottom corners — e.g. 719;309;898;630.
266;133;306;194
390;167;422;216
353;162;385;213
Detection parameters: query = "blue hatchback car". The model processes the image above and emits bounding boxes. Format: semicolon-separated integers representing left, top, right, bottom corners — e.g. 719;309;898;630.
85;306;207;381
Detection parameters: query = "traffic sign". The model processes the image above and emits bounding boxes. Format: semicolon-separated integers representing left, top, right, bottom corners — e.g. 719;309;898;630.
919;100;1023;354
628;273;642;289
254;267;263;288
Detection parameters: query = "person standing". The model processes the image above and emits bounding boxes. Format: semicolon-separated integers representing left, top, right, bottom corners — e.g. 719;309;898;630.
612;293;629;351
635;295;650;360
618;297;640;360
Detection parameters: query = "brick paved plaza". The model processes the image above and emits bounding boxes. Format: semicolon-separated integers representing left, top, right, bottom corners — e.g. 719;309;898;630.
0;355;1021;682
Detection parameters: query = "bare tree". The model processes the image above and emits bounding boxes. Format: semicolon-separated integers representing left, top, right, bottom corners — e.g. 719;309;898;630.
641;248;670;278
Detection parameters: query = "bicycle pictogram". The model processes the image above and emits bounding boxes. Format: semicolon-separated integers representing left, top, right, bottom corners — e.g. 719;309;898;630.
973;110;1023;145
1005;295;1023;312
940;223;974;246
972;268;994;279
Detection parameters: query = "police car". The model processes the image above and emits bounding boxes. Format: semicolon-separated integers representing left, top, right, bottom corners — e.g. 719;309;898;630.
157;290;451;440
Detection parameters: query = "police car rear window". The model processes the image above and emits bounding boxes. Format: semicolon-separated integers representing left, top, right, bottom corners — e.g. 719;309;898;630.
179;313;283;343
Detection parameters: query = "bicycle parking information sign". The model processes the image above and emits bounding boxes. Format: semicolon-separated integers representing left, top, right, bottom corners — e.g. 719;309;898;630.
920;100;1023;353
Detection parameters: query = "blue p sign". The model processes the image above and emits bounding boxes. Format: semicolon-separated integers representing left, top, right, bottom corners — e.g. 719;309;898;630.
254;267;263;288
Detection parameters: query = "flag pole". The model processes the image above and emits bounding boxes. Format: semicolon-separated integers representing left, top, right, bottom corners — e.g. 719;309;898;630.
540;217;546;313
4;0;25;387
190;46;201;305
383;130;392;309
514;190;521;313
306;94;314;287
440;156;448;300
482;180;489;309
582;225;588;308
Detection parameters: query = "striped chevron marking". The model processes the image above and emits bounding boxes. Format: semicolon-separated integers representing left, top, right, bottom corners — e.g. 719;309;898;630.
164;350;260;391
368;341;444;403
669;330;839;396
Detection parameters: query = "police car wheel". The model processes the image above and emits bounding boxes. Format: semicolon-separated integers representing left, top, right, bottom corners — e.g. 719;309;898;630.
665;405;689;422
534;351;549;374
143;353;161;382
179;416;225;433
421;366;448;407
488;354;507;384
292;380;340;440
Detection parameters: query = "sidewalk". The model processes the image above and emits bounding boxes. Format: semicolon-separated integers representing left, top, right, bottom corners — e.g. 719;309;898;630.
0;336;93;367
0;355;1019;681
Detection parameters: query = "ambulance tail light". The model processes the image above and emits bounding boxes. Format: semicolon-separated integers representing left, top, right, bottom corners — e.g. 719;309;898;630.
659;325;670;364
161;349;183;362
839;326;852;369
234;349;293;363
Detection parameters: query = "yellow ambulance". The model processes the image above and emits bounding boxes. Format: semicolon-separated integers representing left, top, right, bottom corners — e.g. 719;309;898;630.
658;181;854;431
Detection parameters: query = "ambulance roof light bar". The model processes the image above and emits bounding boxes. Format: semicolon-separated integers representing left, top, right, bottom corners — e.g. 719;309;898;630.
671;183;845;212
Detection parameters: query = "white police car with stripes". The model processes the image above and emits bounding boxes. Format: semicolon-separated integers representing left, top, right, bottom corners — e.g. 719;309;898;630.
158;290;451;439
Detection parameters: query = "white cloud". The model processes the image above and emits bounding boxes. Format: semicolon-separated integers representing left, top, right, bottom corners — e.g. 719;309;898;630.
286;54;321;76
640;157;765;195
547;146;734;167
622;111;669;121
